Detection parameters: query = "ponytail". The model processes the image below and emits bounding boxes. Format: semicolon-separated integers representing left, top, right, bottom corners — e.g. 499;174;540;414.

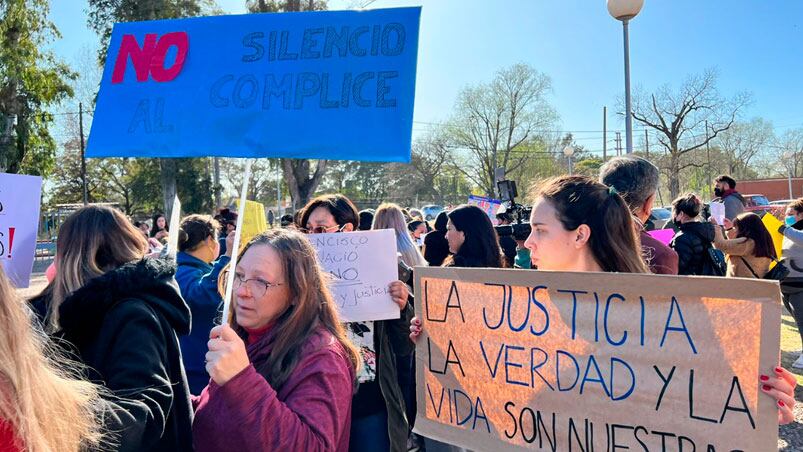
531;176;648;274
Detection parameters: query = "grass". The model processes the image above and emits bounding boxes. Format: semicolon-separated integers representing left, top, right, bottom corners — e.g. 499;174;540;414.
780;310;803;399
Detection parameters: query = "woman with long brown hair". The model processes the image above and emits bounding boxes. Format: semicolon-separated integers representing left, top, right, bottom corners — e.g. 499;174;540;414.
0;266;103;451
710;211;776;278
192;229;361;451
29;205;193;452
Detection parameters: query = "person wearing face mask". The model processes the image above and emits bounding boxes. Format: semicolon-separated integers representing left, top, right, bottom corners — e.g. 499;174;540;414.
669;193;717;275
600;156;679;275
777;199;803;368
712;175;745;221
176;214;235;395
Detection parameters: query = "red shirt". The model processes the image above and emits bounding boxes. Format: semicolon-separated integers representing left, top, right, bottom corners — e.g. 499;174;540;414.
0;420;22;452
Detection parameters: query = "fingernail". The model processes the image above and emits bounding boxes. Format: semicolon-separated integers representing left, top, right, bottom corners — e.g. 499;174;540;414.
760;375;769;381
779;400;786;407
763;385;772;391
776;367;784;373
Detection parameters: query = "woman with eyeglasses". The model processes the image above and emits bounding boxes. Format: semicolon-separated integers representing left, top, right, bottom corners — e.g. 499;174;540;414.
192;229;361;451
300;194;414;452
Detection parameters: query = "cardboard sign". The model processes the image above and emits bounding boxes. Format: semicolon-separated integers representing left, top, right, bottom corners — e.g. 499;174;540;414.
468;195;502;225
0;173;42;288
87;8;421;162
647;228;674;246
414;267;781;451
307;229;399;322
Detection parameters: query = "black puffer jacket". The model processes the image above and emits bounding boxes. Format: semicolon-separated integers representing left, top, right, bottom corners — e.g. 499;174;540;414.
670;221;716;275
30;258;193;452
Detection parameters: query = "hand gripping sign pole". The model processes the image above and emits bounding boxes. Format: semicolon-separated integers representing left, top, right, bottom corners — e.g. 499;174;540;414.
220;159;252;325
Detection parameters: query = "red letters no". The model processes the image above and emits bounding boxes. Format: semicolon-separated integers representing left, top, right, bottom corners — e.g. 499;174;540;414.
111;31;189;84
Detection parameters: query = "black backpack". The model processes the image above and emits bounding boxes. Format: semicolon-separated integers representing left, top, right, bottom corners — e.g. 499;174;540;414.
702;246;727;276
741;256;790;281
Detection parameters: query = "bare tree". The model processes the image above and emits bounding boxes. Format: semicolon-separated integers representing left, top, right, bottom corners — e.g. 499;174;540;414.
772;128;803;178
630;69;751;198
446;63;558;197
714;117;774;178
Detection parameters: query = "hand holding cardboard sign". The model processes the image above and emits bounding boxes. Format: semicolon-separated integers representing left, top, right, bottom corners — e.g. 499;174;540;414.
760;366;798;424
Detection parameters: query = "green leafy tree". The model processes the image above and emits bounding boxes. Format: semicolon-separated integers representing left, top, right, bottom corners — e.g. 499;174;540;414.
0;0;75;176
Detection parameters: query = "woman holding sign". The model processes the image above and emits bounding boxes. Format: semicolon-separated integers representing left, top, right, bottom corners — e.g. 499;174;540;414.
709;212;776;278
301;194;414;452
413;176;798;425
192;229;360;451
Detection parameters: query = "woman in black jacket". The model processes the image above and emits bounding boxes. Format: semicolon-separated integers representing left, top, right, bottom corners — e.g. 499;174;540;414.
29;205;193;452
423;211;450;266
670;193;716;275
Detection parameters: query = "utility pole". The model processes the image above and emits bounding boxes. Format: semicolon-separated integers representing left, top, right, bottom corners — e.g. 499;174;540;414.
603;106;607;161
644;129;649;158
79;102;88;206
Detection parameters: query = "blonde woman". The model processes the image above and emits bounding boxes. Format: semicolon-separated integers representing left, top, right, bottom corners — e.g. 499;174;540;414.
0;266;102;451
29;205;194;452
372;202;427;272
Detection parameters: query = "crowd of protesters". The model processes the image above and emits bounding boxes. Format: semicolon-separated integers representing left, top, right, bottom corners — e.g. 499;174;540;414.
1;156;800;451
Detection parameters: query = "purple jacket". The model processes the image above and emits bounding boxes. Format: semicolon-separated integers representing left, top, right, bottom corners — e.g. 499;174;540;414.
192;326;355;452
640;230;679;275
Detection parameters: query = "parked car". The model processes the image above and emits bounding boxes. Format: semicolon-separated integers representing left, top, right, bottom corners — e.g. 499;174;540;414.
742;194;784;218
645;207;672;231
770;199;795;207
421;204;445;221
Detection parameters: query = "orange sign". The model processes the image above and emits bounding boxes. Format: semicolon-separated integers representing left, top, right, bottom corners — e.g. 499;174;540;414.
414;268;781;451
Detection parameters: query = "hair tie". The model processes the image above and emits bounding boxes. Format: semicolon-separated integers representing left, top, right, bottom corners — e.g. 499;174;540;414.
608;185;618;196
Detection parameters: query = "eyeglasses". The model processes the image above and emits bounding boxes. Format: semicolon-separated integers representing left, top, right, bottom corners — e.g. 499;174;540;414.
231;272;283;298
301;224;347;234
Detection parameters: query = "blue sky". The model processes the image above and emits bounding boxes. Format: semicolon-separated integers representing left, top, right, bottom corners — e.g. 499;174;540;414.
49;0;803;153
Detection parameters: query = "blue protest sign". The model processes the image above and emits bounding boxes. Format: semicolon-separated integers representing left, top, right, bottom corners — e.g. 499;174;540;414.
87;7;421;162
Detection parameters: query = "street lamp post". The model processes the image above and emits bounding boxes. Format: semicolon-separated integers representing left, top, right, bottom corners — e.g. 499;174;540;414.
563;146;575;175
784;152;794;199
608;0;644;154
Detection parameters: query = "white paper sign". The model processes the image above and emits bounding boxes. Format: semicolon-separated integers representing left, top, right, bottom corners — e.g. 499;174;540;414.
710;201;725;225
0;173;42;288
307;229;399;322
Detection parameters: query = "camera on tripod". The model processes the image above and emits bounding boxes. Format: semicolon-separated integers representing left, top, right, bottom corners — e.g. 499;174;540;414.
494;179;532;241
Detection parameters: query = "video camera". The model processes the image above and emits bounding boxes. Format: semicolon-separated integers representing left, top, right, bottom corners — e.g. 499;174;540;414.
494;179;532;241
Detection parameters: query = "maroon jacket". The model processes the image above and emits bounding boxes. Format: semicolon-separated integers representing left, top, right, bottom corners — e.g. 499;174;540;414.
640;230;679;275
192;326;355;452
